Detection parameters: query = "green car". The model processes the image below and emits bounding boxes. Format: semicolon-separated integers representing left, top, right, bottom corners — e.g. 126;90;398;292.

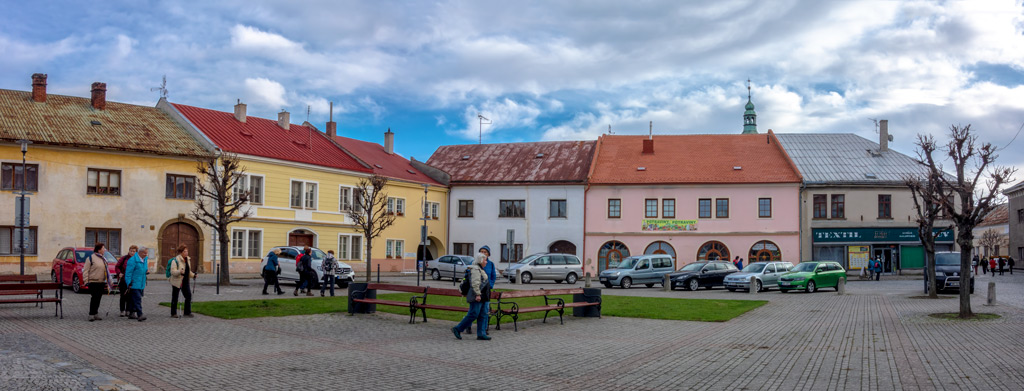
777;261;846;293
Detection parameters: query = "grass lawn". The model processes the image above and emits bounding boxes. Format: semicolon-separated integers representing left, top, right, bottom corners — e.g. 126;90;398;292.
164;294;765;322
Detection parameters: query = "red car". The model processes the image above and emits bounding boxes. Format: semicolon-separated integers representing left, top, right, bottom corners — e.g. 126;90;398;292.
49;247;118;293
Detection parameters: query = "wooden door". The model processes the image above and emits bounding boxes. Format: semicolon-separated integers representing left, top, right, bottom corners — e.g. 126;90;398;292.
161;223;200;272
289;233;314;248
548;240;577;255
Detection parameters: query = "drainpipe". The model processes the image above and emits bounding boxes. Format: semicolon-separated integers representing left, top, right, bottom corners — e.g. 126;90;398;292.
582;182;589;276
798;182;806;263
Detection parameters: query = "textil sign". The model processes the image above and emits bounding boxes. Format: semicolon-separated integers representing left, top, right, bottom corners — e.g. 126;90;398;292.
642;219;698;231
813;227;953;243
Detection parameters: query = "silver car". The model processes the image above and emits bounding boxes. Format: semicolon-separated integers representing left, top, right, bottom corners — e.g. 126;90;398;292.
723;261;793;292
426;255;475;281
502;253;583;284
598;254;676;289
260;246;356;288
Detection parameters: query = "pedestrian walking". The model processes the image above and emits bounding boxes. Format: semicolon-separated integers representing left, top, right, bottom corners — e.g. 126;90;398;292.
124;247;150;322
989;258;997;277
737;257;744;270
294;247;314;297
871;257;883;281
972;255;979;275
451;253;491;341
294;250;307;296
1009;256;1015;275
115;245;137;317
168;245;195;318
320;250;338;297
980;254;988;274
262;248;284;295
83;243;110;321
998;257;1006;275
733;256;741;270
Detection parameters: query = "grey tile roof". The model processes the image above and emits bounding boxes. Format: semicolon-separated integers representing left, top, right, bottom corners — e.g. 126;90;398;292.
775;133;929;185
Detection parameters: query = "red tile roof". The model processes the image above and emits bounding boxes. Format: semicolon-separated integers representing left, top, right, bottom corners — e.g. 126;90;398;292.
170;103;370;173
589;132;802;184
979;203;1008;227
427;141;596;185
332;135;441;185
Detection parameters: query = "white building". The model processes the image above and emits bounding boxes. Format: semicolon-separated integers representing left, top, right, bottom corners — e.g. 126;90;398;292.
427;141;596;268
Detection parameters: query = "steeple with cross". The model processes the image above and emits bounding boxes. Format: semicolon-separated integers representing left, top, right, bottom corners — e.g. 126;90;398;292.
742;79;757;134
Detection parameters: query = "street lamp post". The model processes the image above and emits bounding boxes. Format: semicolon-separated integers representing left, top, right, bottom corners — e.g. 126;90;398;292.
17;139;32;276
418;183;430;286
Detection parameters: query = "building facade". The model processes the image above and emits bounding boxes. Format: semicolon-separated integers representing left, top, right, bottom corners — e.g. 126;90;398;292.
1006;181;1024;262
777;122;955;274
584;133;802;276
972;203;1009;259
1;75;212;274
428;141;595;268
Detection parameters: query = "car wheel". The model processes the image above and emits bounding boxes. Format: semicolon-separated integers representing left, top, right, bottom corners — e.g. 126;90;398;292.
688;279;699;291
780;289;788;293
566;273;578;285
755;280;763;292
72;275;81;294
621;277;632;289
521;272;533;284
727;288;736;292
603;282;613;288
806;280;816;293
51;271;58;284
645;283;655;288
430;269;441;280
555;280;563;284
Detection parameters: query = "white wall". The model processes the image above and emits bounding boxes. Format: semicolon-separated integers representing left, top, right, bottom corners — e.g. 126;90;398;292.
448;185;584;263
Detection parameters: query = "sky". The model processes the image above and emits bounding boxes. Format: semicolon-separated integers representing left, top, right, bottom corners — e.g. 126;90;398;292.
2;0;1023;181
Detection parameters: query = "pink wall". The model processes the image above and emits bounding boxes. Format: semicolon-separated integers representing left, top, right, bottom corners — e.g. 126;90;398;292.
583;184;800;275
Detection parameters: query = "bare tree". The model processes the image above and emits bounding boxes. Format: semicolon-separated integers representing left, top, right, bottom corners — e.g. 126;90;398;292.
906;135;953;298
346;174;397;282
978;229;1007;258
191;152;253;285
925;125;1015;318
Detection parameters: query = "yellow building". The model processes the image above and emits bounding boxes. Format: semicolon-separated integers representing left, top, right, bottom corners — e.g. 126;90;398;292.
0;75;212;276
163;100;447;274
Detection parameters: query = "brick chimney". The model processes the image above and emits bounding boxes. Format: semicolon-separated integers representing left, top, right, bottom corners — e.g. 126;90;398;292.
642;138;654;154
90;82;106;110
326;121;337;138
384;128;394;155
234;100;247;123
879;119;889;152
31;73;47;103
277;110;290;130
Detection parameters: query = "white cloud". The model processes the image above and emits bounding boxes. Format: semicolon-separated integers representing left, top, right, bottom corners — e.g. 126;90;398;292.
457;99;543;140
230;24;302;53
243;77;287;109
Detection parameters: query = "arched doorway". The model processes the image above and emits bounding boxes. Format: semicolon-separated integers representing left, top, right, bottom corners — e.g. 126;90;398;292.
549;240;576;255
749;240;782;262
599;241;630;271
696;241;730;261
288;229;317;248
159;221;202;273
415;236;443;261
645;241;676;268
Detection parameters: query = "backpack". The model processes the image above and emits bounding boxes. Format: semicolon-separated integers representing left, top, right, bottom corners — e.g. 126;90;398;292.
165;258;178;278
459;269;471;295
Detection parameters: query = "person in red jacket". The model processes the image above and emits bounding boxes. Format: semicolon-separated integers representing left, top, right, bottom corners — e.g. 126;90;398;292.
989;258;997;277
115;245;138;317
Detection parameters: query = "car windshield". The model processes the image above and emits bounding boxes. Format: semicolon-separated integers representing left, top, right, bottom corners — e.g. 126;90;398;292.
103;252;118;264
791;263;818;272
742;263;766;273
311;249;326;260
935;253;960;266
614;257;640;269
518;254;543;264
679;262;705;272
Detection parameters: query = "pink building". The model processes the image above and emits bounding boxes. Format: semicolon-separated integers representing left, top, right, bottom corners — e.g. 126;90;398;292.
584;132;802;276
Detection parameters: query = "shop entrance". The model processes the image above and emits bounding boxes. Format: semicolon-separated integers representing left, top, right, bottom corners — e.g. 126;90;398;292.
874;246;896;273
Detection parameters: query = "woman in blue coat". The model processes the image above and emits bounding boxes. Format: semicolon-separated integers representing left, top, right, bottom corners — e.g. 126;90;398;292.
263;249;284;295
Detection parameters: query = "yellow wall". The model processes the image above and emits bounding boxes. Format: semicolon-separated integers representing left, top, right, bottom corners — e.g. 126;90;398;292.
0;144;212;275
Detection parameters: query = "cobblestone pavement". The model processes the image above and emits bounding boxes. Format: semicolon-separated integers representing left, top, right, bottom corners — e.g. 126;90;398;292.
1;271;1022;390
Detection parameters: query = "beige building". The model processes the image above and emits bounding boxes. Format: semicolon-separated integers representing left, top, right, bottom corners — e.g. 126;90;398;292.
972;203;1009;259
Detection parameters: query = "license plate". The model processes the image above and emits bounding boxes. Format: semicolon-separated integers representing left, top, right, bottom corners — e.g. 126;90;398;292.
780;282;791;287
599;277;608;282
948;281;959;287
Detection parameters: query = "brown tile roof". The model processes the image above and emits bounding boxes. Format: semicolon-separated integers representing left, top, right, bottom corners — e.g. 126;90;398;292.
332;135;441;185
979;203;1009;227
0;89;208;156
427;141;596;184
589;132;802;184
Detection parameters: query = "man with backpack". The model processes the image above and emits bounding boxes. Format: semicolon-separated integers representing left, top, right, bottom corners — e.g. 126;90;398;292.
294;247;314;297
321;250;338;297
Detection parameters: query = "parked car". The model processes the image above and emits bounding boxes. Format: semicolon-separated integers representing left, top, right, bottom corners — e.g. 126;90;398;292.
669;261;739;291
49;247;118;293
503;253;583;284
426;255;475;281
778;261;846;293
260;246;355;288
927;251;975;294
724;261;794;292
597;254;675;288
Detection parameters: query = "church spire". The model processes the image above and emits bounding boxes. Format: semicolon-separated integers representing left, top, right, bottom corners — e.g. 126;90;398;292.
742;79;758;134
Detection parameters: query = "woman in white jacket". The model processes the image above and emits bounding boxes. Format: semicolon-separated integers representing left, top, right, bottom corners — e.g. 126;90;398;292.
451;253;491;341
168;244;196;318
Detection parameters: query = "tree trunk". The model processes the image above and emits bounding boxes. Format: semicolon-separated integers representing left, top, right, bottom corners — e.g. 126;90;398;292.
364;239;373;283
219;232;231;285
925;250;938;298
958;228;973;318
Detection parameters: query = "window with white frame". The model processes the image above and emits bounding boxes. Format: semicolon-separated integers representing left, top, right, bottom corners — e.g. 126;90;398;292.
424;201;440;219
387;197;405;216
386;239;405;258
290;180;318;209
231;229;262;258
338;234;363;260
339;186;354;212
232;174;264;204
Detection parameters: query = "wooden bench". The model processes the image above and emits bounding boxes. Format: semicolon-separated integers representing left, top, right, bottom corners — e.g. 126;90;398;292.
0;280;64;318
493;288;601;331
349;283;471;324
0;275;44;308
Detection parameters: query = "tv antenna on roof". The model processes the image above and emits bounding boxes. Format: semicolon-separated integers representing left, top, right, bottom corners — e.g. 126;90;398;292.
477;114;491;144
868;118;880;134
150;75;168;99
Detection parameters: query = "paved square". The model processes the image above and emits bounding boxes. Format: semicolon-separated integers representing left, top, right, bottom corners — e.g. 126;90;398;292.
1;272;1022;390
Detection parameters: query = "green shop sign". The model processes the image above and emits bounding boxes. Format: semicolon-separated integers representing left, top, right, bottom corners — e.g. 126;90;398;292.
642;219;698;231
812;227;954;243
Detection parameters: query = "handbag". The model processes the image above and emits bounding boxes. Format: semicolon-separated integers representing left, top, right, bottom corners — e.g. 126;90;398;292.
275;265;281;275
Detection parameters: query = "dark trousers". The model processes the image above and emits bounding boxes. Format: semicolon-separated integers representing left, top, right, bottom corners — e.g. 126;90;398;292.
874;271;880;281
999;264;1005;275
87;282;105;315
130;288;144;316
118;279;129;312
263;272;281;293
455;301;490;338
171;284;192;315
321;275;335;296
297;271;308;291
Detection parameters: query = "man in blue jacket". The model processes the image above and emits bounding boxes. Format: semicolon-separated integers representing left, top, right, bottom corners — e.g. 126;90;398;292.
124;247;150;321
